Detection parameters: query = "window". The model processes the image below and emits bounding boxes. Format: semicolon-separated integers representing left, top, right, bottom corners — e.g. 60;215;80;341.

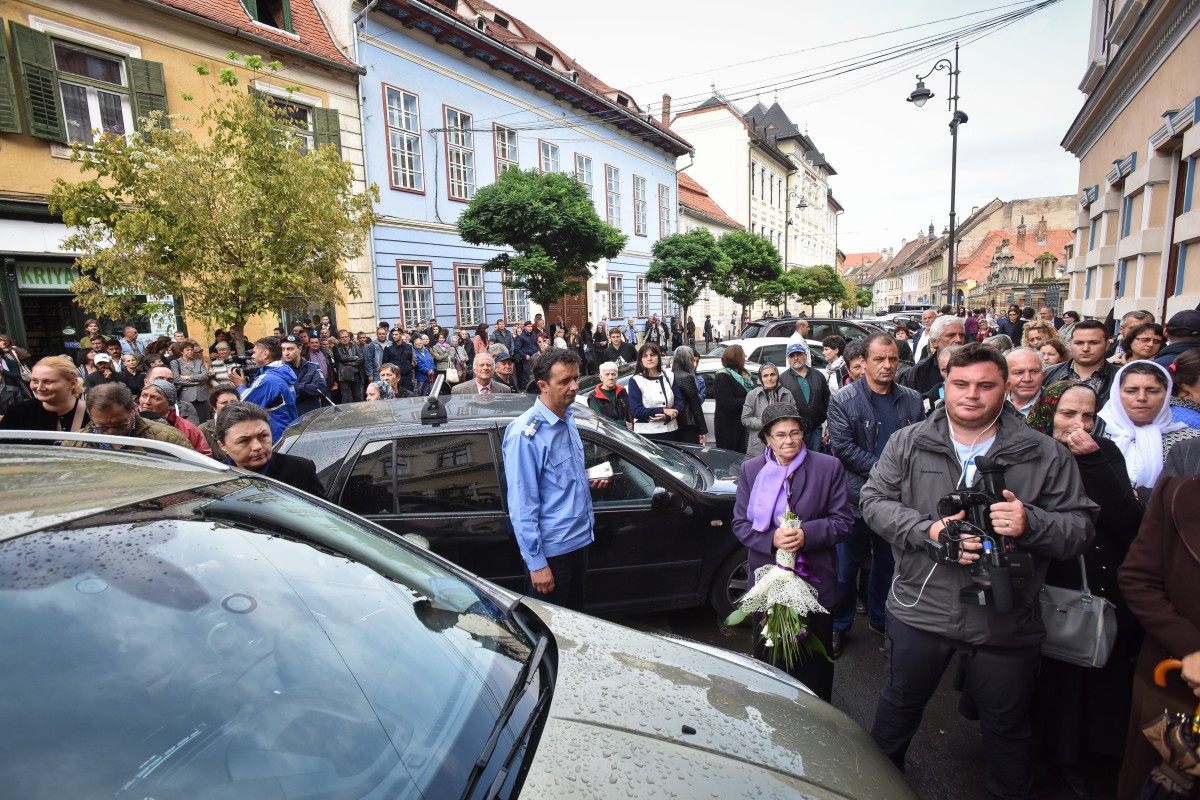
1121;195;1133;238
581;440;656;507
1084;267;1094;299
240;0;293;32
397;261;433;329
539;140;559;173
769;175;774;205
341;434;502;516
1186;157;1196;214
637;276;650;316
658;184;671;238
502;270;528;324
1088;220;1097;251
605;165;621;227
633;175;647;236
55;41;134;144
494;124;518;175
750;161;757;196
1116;259;1128;298
386;86;423;191
444;106;475;201
574;154;593;199
609;274;623;319
1177;244;1188;296
455;265;485;326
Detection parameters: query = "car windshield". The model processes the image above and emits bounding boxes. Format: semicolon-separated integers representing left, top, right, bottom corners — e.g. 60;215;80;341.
738;323;767;339
0;477;537;799
576;411;699;487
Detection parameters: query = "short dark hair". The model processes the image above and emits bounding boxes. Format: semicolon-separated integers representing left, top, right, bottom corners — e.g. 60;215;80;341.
1122;322;1164;356
1022;307;1035;319
531;347;582;385
1039;338;1069;360
945;342;1009;382
208;383;239;414
843;339;868;363
214;400;271;442
1063;310;1080;322
255;336;283;361
821;335;846;355
86;382;135;413
863;331;898;356
939;304;953;315
1071;319;1107;337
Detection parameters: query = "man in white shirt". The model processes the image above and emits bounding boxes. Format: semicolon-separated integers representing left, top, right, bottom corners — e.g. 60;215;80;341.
911;309;940;362
788;319;811;344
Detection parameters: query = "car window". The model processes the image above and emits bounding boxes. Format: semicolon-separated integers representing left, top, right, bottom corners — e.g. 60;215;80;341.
808;323;833;341
582;439;656;506
701;372;714;397
807;348;828;369
757;344;788;367
739;323;766;339
837;323;866;341
342;433;502;515
767;321;794;337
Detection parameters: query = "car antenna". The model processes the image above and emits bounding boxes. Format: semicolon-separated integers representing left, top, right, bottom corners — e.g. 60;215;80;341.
421;374;448;426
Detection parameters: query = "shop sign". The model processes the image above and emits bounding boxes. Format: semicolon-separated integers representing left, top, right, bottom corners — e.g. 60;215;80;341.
16;264;80;291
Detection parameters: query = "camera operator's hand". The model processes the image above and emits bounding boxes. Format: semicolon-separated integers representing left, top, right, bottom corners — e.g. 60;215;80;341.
227;367;246;388
989;490;1027;538
929;510;980;564
773;526;805;553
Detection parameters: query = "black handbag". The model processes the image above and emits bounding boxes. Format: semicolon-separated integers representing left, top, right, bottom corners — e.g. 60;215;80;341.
1038;555;1118;669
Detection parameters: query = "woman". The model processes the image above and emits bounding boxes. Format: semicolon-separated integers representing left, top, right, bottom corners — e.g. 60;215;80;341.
981;333;1015;354
627;343;682;441
671;318;684;351
472;323;489;362
1021;319;1058;349
1026;382;1145;794
671;345;707;446
1098;360;1200;499
365;380;396;401
741;363;795;458
997;305;1025;343
822;336;848;388
974;318;992;343
713;343;752;453
580;322;596;375
0;355;87;432
588;361;633;429
139;380;212;456
171;339;212;422
1058;310;1081;343
1039;339;1068;366
198;384;238;461
566;325;587;372
732;403;853;701
77;319;101;349
379;363;413;398
892;325;910;343
1112;322;1164;365
74;348;98;382
431;332;452;386
208;341;233;388
449;334;470;383
412;335;435;395
686;316;696;349
121;353;147;395
216;401;324;495
1168;348;1200;428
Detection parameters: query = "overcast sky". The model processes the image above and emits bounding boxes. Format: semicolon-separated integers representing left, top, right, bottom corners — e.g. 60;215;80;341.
499;0;1091;254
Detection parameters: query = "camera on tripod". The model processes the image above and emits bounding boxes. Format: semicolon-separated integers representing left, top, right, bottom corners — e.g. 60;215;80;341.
924;455;1033;612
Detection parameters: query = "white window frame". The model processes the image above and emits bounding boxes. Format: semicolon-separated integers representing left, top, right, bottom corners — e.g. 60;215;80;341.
633;175;647;236
609;274;623;319
658;184;671;238
539;140;559;173
398;261;434;329
605;165;621;228
455;265;485;326
501;268;528;325
574;153;593;199
637;276;650;317
385;85;423;192
494;124;518;175
444;106;476;201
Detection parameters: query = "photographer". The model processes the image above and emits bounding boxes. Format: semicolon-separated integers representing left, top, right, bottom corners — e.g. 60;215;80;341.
226;336;298;442
860;343;1096;799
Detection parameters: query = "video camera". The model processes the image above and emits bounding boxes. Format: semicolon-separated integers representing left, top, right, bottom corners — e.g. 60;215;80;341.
924;455;1033;612
226;354;259;381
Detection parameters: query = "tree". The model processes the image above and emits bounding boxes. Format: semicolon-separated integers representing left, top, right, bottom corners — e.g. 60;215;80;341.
802;264;846;315
856;287;874;311
457;168;626;311
48;54;379;330
645;228;730;322
712;231;782;321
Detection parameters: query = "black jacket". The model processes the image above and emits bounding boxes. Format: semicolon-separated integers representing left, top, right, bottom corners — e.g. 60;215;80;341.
260;452;325;496
383;342;414;376
291;358;329;416
778;365;830;430
672;372;708;435
1043;359;1117;407
898;352;943;396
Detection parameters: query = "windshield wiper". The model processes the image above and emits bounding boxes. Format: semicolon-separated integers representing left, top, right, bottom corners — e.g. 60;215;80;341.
460;633;549;800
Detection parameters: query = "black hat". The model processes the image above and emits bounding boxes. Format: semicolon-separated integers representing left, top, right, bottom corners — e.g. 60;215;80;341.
282;334;302;345
1166;309;1200;336
758;402;813;444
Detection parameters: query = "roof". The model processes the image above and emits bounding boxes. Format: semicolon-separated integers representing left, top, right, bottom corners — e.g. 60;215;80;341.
955;227;1074;283
841;252;882;278
678;173;744;230
140;0;360;71
290;394;539;436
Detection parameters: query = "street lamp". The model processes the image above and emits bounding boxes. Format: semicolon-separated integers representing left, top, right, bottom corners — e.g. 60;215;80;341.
782;195;810;316
908;42;966;308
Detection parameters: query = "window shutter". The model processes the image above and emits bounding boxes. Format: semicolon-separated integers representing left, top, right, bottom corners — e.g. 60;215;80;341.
312;106;341;155
0;20;22;133
9;21;63;141
130;58;168;129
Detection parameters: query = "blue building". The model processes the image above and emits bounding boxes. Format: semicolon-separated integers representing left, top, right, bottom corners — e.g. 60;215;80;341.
357;0;692;335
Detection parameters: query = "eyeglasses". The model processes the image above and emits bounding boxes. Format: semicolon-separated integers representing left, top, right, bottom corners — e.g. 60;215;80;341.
1133;336;1163;344
768;430;804;442
92;415;135;434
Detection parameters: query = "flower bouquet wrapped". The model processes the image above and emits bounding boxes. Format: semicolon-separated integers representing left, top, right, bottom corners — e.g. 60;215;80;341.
724;511;830;670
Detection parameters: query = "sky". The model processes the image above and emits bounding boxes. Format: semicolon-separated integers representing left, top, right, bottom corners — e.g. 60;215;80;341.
498;0;1092;255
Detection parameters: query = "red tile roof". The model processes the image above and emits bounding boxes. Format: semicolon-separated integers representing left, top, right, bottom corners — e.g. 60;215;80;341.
841;252;881;277
956;228;1074;283
142;0;359;70
678;173;744;230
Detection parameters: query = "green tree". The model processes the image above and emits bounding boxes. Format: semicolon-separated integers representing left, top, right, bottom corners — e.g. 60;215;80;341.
800;264;846;315
645;228;730;322
712;231;782;321
457;168;626;310
48;54;379;330
856;287;874;310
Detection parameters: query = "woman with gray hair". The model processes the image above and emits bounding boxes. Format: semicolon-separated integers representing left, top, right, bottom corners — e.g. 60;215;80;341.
671;346;708;446
741;363;795;457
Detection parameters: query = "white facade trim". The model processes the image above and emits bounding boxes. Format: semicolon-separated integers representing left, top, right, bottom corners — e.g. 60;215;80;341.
28;14;143;58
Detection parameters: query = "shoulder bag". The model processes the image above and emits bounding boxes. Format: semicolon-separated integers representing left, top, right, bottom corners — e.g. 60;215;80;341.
1038;555;1117;668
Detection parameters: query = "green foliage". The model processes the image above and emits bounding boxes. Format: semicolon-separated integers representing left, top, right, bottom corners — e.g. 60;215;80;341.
645;228;730;319
457;168;626;310
48;54;379;329
712;231;782;317
856;287;874;309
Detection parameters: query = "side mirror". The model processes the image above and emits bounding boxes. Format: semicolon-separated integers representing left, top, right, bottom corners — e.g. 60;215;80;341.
651;486;672;509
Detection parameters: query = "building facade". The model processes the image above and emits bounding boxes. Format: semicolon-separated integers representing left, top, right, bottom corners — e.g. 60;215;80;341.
677;172;743;326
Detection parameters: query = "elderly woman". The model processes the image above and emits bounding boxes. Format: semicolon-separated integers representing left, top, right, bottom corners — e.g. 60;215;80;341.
714;343;752;453
741;363;795;458
0;355;87;432
216;401;324;495
627;343;682;441
588;361;633;429
171;338;212;422
1099;360;1200;500
365;380;396;402
671;345;707;446
138;379;212;456
1025;382;1145;794
732;403;853;701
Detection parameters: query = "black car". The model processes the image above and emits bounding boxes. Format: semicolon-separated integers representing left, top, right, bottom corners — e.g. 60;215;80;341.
737;317;880;342
277;395;751;617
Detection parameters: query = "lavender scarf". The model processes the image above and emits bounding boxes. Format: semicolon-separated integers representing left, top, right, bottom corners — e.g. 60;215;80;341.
747;445;808;532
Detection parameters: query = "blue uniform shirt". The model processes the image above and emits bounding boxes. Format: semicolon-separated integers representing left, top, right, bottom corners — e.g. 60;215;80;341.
502;399;594;571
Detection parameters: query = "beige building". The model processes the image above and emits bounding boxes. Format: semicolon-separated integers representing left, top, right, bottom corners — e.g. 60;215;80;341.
1062;0;1200;320
677;172;743;326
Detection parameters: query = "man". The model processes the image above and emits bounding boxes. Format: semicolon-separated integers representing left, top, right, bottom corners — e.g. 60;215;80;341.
139;379;212;456
306;335;334;389
607;328;637;365
1155;309;1200;367
119;326;144;356
911;309;939;360
364;324;388;382
964;308;981;341
145;365;200;424
788;319;811;344
1038;306;1063;329
1005;348;1045;419
900;314;966;396
105;340;126;373
282;334;329;416
777;341;830;452
332;329;366;404
860;344;1096;798
1111;310;1155;359
513;321;540;388
502;348;596;610
69;382;193;451
625;317;639;346
452;353;513;395
227;324;250;357
492;351;518;391
703;315;713;351
1043;320;1116;406
227;336;298;441
644;314;668;348
84;353;129;391
827;333;924;657
89;334;107;357
921;344;961;417
490;318;515;355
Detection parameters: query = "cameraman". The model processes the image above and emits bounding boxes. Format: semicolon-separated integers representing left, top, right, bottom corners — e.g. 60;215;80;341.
227;336;298;442
860;343;1096;799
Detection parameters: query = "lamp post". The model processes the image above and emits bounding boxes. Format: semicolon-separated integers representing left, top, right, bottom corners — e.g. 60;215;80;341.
908;42;966;309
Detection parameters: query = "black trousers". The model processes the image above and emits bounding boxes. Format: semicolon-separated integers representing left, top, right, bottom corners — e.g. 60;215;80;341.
523;546;588;611
753;611;835;702
871;613;1041;800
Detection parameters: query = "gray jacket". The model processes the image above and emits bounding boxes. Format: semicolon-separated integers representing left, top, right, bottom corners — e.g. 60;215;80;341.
740;385;795;458
860;407;1097;647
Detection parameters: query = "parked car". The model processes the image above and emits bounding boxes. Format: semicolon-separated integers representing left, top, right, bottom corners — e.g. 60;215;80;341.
277;394;751;618
0;432;914;799
736;317;880;342
704;337;829;373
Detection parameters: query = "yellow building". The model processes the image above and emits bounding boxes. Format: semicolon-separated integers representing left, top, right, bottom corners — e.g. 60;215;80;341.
0;0;370;359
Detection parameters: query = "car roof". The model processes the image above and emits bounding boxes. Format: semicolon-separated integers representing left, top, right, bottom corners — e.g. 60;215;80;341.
290;394;539;435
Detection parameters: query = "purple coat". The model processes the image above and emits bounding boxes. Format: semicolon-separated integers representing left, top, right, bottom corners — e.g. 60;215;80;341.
732;449;854;609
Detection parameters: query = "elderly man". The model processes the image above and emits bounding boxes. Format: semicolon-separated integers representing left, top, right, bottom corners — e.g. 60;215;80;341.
911;309;940;361
777;340;830;452
68;382;193;451
452;353;513;395
492;351;518;391
119;326;144;356
1038;306;1063;329
1005;347;1045;419
139;379;212;456
145;364;201;424
900;314;967;396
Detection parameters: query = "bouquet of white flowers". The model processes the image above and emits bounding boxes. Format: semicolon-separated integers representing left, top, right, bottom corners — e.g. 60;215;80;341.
724;510;830;669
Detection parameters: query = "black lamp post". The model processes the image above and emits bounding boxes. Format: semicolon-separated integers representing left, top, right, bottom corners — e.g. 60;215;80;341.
909;42;966;308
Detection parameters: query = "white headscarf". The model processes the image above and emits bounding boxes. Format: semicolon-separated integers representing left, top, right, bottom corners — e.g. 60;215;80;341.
1098;360;1188;487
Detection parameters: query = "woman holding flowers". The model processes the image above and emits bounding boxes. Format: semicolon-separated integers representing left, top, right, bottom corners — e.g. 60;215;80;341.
730;402;853;700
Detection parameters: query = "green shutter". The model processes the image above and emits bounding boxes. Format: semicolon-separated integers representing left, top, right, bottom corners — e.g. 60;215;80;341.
130;58;168;129
0;19;22;133
280;0;294;33
312;106;340;155
240;0;259;19
9;21;62;142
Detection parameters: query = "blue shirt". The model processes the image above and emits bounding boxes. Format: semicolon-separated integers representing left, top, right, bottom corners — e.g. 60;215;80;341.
502;399;594;571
